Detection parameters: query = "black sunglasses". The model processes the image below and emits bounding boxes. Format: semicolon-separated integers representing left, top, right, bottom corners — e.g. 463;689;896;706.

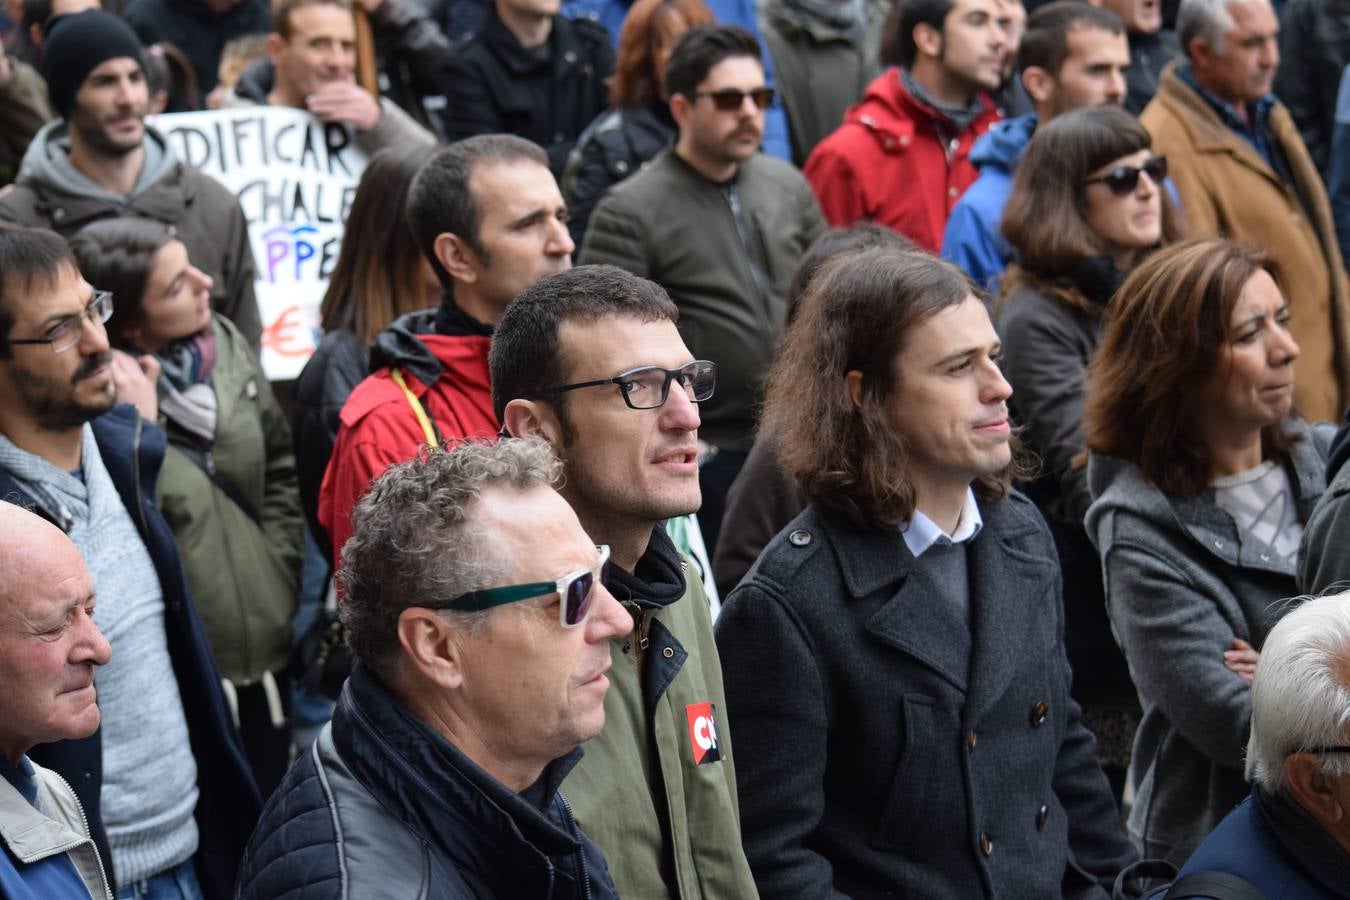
535;360;716;411
428;546;610;629
690;87;775;112
1084;155;1168;197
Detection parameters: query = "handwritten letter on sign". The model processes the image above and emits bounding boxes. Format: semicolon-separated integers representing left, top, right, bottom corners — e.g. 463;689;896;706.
153;107;368;380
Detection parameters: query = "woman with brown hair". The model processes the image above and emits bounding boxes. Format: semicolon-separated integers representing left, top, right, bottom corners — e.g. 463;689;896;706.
998;104;1181;795
564;0;713;246
1083;237;1335;866
292;144;440;552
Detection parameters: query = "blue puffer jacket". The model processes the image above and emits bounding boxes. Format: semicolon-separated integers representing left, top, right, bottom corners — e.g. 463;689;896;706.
0;404;261;900
940;112;1036;290
235;664;620;900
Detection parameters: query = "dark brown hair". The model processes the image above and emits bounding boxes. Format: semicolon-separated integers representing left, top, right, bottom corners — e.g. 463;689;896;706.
764;246;1024;530
611;0;714;107
1001;105;1182;313
0;224;79;358
321;145;438;344
1084;237;1294;495
273;0;351;39
68;218;176;348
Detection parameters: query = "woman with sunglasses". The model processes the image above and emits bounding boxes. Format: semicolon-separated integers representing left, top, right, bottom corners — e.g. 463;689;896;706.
565;0;714;247
70;218;303;799
997;105;1181;800
1083;237;1335;866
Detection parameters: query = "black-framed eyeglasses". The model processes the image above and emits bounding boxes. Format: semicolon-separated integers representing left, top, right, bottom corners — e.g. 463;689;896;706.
690;87;775;112
426;545;610;629
9;290;114;354
1084;155;1168;197
535;360;716;410
1297;746;1350;754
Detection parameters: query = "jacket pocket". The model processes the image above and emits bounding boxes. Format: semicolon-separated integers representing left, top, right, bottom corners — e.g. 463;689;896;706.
871;693;939;852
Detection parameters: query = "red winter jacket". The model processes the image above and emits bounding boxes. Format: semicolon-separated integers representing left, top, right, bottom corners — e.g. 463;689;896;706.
319;314;496;563
803;68;1001;253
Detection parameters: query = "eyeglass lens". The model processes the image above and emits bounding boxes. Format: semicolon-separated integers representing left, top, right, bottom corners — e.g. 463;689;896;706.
708;88;775;111
564;570;594;627
625;362;716;409
51;292;113;351
1101;157;1168;197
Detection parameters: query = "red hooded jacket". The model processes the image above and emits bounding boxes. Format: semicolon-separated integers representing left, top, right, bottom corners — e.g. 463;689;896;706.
804;68;1001;253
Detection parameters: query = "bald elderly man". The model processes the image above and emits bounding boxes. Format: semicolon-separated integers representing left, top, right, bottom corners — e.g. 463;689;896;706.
0;504;113;899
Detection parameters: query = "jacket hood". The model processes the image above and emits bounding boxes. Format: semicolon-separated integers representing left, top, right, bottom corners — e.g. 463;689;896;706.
969;112;1036;172
848;69;999;139
761;0;865;43
604;524;687;610
368;300;493;386
233;57;273;104
16;119;178;208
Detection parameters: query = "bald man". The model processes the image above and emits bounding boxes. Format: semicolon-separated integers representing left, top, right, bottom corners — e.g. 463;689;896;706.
0;504;113;900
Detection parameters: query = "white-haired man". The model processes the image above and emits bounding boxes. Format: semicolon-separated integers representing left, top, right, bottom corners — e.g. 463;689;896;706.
1161;592;1350;897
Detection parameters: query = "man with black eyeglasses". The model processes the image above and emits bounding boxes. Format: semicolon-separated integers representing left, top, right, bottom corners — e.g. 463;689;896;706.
491;264;760;900
238;439;629;899
0;225;259;900
580;24;825;555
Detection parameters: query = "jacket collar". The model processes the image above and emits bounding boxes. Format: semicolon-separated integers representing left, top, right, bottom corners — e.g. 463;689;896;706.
481;6;584;77
0;758;89;865
814;493;1054;724
332;666;586;875
603;524;687;610
1255;786;1350;896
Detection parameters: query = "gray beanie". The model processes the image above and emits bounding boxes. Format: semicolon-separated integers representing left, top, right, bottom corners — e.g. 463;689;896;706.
39;11;147;119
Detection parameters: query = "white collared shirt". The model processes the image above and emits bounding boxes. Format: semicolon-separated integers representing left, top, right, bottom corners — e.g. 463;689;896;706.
901;488;984;558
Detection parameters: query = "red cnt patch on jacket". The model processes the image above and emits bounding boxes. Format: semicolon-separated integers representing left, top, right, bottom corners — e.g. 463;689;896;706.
685;702;722;765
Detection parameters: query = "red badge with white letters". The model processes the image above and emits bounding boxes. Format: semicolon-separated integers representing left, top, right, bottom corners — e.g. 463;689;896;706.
685;702;721;765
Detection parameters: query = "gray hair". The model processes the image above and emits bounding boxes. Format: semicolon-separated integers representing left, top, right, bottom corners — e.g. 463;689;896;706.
1177;0;1269;58
337;437;563;675
1245;592;1350;794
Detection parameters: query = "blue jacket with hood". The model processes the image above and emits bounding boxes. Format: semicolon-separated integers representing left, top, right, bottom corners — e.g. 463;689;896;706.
940;113;1036;290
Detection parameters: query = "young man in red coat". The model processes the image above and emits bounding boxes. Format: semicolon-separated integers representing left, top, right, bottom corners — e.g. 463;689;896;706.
805;0;1007;252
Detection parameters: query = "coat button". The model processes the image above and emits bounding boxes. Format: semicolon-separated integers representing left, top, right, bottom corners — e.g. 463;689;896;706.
564;50;577;64
1030;701;1048;727
788;529;812;546
1037;804;1049;830
980;832;992;857
967;731;977;751
662;646;674;658
615;160;629;173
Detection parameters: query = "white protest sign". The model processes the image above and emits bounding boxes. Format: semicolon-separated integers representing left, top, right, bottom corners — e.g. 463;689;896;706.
151;106;367;380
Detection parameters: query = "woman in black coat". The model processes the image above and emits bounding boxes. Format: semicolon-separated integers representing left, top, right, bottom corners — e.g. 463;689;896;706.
997;106;1181;794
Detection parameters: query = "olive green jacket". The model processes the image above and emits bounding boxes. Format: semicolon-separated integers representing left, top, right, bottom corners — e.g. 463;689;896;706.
155;314;302;683
562;553;759;900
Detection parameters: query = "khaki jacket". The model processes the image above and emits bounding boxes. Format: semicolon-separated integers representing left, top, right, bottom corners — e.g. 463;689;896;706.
562;554;759;900
1141;62;1350;423
0;758;112;899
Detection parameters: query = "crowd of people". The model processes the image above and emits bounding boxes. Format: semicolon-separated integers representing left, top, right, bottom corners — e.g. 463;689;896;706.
3;0;1350;898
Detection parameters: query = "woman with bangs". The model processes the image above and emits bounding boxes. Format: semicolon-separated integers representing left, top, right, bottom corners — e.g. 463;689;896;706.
564;0;714;245
997;104;1182;799
1083;237;1336;865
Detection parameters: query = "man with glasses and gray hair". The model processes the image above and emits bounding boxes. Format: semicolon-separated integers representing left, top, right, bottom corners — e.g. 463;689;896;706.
1156;592;1350;896
492;264;760;899
0;224;259;899
237;438;630;899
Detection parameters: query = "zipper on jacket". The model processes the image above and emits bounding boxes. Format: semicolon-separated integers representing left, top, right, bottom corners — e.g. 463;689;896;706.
49;770;113;900
558;792;593;900
623;603;651;671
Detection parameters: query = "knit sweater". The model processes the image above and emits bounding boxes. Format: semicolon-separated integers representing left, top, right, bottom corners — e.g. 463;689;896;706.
0;427;198;883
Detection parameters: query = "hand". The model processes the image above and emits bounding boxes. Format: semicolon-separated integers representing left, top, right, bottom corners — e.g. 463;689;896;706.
110;350;161;423
306;82;381;131
1223;637;1260;684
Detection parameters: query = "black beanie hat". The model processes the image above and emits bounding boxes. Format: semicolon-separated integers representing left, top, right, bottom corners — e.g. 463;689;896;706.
40;11;147;119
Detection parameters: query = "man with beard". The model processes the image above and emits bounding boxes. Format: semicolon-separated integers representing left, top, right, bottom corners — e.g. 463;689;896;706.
0;226;259;899
493;264;759;900
0;11;263;350
319;135;575;562
580;25;826;553
805;0;1008;253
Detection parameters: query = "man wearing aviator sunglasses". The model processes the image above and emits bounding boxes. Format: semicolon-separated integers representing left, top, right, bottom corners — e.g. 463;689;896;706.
493;265;760;900
238;440;630;900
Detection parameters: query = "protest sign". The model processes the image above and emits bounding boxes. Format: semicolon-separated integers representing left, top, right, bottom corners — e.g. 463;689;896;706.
152;106;368;380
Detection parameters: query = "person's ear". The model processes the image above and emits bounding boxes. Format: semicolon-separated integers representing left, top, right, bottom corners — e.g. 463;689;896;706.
265;32;287;64
1187;36;1218;73
503;398;564;445
913;21;944;60
669;91;692;131
1284;753;1348;830
434;233;479;285
844;370;866;411
1021;65;1055;106
396;607;466;690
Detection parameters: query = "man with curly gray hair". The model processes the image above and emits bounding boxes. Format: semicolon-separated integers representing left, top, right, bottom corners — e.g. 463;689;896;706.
1160;591;1350;896
236;438;631;900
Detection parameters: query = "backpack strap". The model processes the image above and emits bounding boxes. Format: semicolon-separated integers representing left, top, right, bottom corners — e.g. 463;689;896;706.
391;367;442;447
1165;871;1267;900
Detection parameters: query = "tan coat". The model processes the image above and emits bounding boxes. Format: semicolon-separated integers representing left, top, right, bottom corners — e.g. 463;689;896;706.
1141;61;1350;423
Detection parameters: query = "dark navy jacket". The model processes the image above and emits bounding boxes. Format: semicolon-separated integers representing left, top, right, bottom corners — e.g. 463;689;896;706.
236;663;619;900
0;404;261;900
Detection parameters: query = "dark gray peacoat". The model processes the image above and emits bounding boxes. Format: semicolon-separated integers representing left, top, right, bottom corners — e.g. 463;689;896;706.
716;490;1136;899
